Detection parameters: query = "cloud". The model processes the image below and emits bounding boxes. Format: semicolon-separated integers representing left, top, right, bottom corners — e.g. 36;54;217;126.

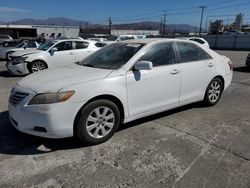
0;6;29;13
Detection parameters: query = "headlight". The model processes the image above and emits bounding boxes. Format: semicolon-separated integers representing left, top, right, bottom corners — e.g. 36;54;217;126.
28;91;75;105
12;56;28;65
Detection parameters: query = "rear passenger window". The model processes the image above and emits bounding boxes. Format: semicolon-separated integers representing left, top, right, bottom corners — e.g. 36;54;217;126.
139;43;175;67
176;42;211;63
75;41;89;49
55;41;73;51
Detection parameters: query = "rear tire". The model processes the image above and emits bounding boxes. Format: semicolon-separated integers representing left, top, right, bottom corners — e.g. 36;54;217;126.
203;78;223;106
76;99;121;145
28;60;48;73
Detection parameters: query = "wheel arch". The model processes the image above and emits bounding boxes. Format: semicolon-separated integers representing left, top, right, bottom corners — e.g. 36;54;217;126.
203;75;225;101
213;75;225;90
73;94;125;135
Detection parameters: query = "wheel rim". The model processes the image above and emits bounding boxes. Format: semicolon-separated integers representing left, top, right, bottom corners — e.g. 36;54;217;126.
86;106;115;139
208;81;221;103
31;62;46;72
7;53;11;61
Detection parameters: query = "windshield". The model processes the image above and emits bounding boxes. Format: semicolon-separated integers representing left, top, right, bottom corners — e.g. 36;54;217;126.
78;43;144;70
107;36;118;41
15;41;27;48
38;41;56;51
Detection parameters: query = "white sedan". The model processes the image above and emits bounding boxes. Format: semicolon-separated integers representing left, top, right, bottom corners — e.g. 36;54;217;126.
0;40;40;60
8;39;233;144
6;39;101;75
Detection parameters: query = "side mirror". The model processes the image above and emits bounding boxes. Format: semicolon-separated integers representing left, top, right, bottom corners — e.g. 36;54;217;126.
134;61;153;71
50;47;58;55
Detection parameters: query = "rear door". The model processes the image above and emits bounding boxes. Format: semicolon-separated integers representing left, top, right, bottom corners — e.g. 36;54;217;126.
175;42;215;103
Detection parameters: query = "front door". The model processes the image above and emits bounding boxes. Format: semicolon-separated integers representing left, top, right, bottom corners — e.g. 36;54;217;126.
126;42;181;117
48;41;75;68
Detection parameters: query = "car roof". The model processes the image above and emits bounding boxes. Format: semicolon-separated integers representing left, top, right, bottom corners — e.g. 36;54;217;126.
119;38;195;44
53;39;96;43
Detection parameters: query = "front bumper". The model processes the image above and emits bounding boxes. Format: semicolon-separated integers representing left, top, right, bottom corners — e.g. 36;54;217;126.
6;61;30;75
8;85;85;138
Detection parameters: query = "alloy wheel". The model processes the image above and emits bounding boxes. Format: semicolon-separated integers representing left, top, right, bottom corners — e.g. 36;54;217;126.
86;106;115;139
208;80;221;103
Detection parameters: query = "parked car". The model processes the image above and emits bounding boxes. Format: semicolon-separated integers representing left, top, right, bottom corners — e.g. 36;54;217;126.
0;40;40;60
107;35;146;42
2;39;20;47
246;53;250;66
188;37;210;48
8;39;233;144
88;38;107;42
0;34;13;45
223;30;245;35
6;39;102;75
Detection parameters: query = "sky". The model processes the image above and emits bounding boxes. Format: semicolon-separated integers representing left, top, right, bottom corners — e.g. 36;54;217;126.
0;0;250;26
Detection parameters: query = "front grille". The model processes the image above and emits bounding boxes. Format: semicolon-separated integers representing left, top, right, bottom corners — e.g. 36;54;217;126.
9;91;29;106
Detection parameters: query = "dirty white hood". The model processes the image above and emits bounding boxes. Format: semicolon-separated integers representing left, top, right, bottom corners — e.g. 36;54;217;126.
18;65;112;93
11;49;42;57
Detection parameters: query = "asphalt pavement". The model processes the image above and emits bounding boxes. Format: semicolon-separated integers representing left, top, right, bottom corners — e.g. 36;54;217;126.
0;50;250;188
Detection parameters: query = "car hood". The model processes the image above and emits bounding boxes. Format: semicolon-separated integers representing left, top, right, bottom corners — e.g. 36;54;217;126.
11;49;41;57
18;65;113;93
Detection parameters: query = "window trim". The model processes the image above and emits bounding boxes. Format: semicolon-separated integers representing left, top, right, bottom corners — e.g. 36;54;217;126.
174;42;212;64
129;42;177;71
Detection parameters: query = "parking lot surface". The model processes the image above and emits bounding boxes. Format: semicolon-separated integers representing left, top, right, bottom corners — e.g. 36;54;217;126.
0;50;250;188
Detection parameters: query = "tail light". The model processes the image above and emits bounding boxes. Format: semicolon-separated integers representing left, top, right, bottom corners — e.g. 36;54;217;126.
228;60;233;71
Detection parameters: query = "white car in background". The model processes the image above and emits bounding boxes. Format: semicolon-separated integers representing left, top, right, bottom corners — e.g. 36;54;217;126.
6;39;101;75
8;39;232;144
188;37;210;48
0;41;40;61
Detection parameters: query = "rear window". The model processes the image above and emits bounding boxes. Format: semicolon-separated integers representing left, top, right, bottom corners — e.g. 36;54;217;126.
176;42;212;63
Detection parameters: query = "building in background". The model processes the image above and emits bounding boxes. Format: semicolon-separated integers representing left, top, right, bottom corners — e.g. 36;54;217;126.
235;13;244;31
0;24;79;39
209;20;224;34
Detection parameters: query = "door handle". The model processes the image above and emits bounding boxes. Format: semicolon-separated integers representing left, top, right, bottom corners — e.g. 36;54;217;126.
208;63;214;67
69;52;73;55
170;69;180;75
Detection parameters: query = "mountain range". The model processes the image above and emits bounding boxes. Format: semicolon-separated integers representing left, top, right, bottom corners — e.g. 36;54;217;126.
1;17;200;33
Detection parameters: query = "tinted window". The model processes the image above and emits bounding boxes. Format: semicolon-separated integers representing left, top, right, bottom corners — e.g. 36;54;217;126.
54;41;73;51
75;41;89;49
176;42;211;63
139;43;175;67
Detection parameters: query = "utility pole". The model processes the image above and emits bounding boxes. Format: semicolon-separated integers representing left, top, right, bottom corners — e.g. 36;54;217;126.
163;10;167;35
199;6;207;35
108;17;112;36
160;18;162;35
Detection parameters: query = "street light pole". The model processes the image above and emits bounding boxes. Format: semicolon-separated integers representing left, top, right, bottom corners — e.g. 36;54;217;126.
199;6;207;35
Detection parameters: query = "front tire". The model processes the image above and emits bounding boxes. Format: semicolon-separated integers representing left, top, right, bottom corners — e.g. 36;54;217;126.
28;60;48;73
76;99;121;145
6;51;14;61
203;78;223;106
